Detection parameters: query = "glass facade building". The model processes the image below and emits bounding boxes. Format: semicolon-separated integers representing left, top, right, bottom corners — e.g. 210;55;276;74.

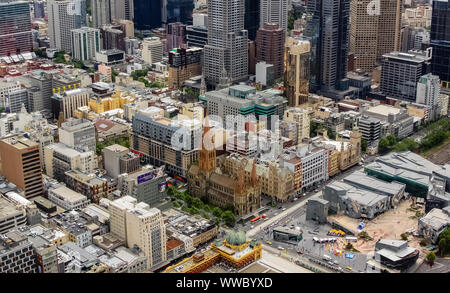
134;0;162;31
164;0;194;25
430;0;450;83
0;0;33;56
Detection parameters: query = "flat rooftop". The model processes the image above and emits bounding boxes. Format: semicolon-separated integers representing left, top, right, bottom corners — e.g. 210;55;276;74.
366;105;402;117
0;196;24;220
50;186;87;203
0;136;38;150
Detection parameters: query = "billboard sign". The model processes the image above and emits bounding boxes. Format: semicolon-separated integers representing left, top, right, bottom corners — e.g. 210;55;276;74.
137;171;155;184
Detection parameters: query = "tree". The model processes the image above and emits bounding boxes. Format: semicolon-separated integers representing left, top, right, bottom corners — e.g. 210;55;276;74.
378;137;390;154
224;204;235;214
221;210;235;226
361;138;368;152
310;121;318;137
426;251;436;267
192;197;204;210
400;233;408;241
438;227;450;255
386;135;397;147
172;201;180;208
212;207;223;218
438;238;447;257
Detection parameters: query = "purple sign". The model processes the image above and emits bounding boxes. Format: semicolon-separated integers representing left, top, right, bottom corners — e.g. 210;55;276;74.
137;171;154;184
158;182;167;193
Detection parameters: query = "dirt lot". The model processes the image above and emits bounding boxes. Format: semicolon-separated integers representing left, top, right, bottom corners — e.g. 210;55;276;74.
424;138;450;165
329;200;426;254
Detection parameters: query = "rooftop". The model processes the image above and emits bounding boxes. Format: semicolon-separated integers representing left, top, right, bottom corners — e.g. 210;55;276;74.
50;186;87;203
0;135;38;150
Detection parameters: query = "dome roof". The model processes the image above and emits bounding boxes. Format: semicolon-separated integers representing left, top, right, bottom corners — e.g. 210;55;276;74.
225;230;246;246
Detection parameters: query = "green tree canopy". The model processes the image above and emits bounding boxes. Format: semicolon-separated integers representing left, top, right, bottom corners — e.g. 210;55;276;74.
221;210;235;226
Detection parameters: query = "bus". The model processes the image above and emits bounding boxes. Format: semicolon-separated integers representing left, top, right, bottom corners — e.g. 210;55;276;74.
250;216;261;223
174;176;185;182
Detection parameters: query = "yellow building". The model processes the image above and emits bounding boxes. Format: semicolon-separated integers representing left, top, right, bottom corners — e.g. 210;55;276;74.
164;231;262;273
88;90;135;114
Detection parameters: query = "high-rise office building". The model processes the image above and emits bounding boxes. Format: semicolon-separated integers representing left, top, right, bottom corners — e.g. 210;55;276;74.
430;0;450;84
131;113;200;178
58;118;96;152
165;22;186;52
350;0;402;73
48;0;87;52
34;0;45;19
380;50;432;102
111;0;134;21
163;0;194;25
133;0;161;31
284;38;310;106
416;73;442;120
101;23;126;51
50;88;90;119
142;37;164;65
245;0;260;41
256;23;285;79
168;47;203;89
0;136;44;199
305;0;350;96
71;27;101;61
203;0;248;88
377;0;402;58
91;0;111;28
0;0;33;57
108;196;167;270
260;0;289;32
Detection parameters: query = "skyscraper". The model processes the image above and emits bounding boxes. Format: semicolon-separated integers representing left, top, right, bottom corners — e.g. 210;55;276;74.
377;0;402;58
380;50;432;102
260;0;289;32
430;0;450;84
0;0;33;57
165;22;186;51
71;27;101;61
163;0;194;25
111;0;134;21
133;0;161;31
305;0;350;96
256;23;285;79
416;73;442;121
285;38;311;107
48;0;87;52
350;0;402;73
203;0;248;88
142;37;164;65
245;0;260;41
91;0;111;28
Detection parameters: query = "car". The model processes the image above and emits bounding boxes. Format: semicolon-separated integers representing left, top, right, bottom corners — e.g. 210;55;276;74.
278;246;284;250
282;208;286;211
278;206;282;209
328;261;334;266
297;250;303;255
266;241;272;245
294;198;298;201
178;185;183;189
346;266;352;271
333;260;339;265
